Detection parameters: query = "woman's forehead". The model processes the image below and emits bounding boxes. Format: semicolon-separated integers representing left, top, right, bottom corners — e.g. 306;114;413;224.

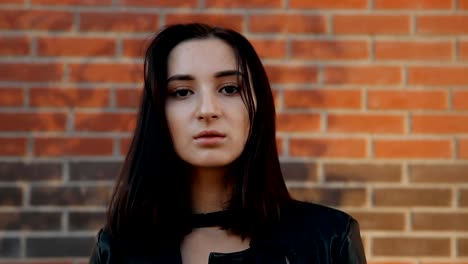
167;38;238;77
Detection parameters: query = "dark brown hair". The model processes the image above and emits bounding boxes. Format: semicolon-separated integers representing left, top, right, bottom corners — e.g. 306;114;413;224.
107;23;290;245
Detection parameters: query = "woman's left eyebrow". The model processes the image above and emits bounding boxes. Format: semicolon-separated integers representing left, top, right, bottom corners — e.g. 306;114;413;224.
214;70;243;78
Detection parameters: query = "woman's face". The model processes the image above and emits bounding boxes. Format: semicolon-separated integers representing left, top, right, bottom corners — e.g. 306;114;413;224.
165;38;251;168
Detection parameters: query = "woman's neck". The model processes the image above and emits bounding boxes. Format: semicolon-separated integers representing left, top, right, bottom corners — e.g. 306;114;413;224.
190;167;232;214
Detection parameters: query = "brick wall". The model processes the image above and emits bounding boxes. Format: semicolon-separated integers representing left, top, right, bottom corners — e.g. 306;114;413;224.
0;0;467;263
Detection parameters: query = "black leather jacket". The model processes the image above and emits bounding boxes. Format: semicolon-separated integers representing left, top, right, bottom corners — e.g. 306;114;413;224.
89;200;367;264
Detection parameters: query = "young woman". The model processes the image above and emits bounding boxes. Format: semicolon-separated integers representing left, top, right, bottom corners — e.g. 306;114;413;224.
90;23;367;264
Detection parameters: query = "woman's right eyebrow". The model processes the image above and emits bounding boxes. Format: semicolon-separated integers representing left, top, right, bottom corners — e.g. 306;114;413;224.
167;74;194;82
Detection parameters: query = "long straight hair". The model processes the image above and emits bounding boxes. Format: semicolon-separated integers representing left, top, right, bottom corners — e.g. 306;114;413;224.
107;23;291;245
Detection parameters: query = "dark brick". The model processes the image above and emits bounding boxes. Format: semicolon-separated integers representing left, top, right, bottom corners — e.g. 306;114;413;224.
0;187;22;206
26;237;95;257
30;186;110;206
461;189;468;207
69;212;106;230
412;212;468;231
373;188;452;207
324;163;401;182
373;237;450;257
281;162;317;182
0;162;62;182
409;164;468;183
0;238;20;257
70;161;121;181
349;211;405;231
0;212;61;231
289;187;366;206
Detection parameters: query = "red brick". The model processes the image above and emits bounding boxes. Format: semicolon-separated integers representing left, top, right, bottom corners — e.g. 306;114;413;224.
249;14;326;34
120;137;132;156
374;0;452;9
284;89;361;110
80;12;158;32
0;88;24;107
276;137;283;156
266;65;318;84
0;10;73;31
375;41;452;60
349;211;406;231
30;88;110;108
0;0;25;3
458;138;468;159
34;137;113;156
122;38;150;58
327;114;404;134
0;138;27;156
412;212;468;231
374;188;452;207
74;112;136;132
412;115;468;134
250;39;287;59
0;37;29;55
166;14;243;32
289;0;367;9
0;63;64;82
373;237;450;256
0;262;72;264
120;0;197;7
323;66;401;85
461;41;468;60
454;89;468;111
276;113;321;132
116;88;142;108
289;187;366;206
0;112;67;132
291;40;369;60
333;15;410;35
409;164;468;183
37;37;116;57
368;90;447;110
408;66;468;85
32;0;112;5
69;63;142;83
418;15;468;34
374;139;452;159
461;0;468;9
272;89;280;110
290;138;367;158
206;0;281;8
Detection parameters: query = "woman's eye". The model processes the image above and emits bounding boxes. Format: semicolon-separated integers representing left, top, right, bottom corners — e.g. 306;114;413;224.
171;89;193;98
220;85;239;95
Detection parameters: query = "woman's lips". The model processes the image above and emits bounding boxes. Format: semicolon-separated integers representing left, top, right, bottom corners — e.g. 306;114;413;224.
194;136;225;146
193;130;226;146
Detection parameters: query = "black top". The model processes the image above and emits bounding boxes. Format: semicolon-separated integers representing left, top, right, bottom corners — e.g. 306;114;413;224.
208;248;251;264
191;210;233;229
89;200;367;264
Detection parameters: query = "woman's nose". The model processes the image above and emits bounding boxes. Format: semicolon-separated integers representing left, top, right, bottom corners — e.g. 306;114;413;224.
197;91;221;120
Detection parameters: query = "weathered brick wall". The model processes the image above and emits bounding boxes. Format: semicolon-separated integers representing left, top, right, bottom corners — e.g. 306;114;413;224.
0;0;467;263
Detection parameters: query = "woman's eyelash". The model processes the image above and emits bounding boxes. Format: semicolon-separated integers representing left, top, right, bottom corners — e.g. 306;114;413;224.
219;83;240;94
170;88;193;97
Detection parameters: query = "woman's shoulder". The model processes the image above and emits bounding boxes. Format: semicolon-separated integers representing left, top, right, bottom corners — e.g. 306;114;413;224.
279;199;356;236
